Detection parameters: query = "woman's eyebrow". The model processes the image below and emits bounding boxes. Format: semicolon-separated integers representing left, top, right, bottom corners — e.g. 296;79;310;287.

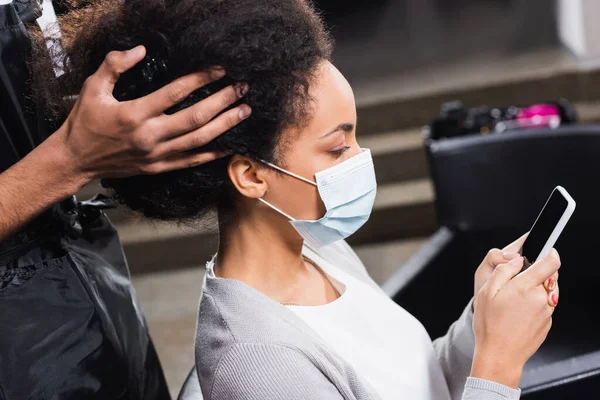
319;123;355;138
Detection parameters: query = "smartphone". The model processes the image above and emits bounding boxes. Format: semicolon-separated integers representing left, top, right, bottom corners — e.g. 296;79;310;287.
520;186;576;269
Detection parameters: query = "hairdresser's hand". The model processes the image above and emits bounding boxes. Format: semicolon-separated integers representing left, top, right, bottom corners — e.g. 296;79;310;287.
54;45;251;183
0;45;250;241
471;250;561;389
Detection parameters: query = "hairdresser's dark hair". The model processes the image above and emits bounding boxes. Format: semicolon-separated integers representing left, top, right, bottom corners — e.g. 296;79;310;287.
32;0;332;222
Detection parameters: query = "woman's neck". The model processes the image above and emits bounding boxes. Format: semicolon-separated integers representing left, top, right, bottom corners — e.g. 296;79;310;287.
215;211;337;305
215;212;310;303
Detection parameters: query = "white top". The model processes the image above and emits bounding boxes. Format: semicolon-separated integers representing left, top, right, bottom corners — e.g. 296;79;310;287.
287;256;452;400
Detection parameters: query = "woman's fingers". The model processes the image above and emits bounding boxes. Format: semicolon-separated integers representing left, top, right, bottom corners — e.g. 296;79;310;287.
548;281;560;307
481;233;528;271
543;271;559;292
517;249;561;289
155;105;251;155
479;248;520;276
544;268;559;307
156;83;248;141
484;256;524;295
481;249;512;271
135;68;227;118
502;232;529;254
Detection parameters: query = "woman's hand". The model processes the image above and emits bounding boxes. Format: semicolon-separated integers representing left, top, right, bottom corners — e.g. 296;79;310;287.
473;234;527;311
471;250;561;388
52;45;251;184
474;234;559;311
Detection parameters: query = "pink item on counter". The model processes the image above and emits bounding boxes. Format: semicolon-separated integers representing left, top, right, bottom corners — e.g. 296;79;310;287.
516;104;561;129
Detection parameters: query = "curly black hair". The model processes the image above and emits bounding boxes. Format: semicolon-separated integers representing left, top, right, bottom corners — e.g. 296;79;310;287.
32;0;332;222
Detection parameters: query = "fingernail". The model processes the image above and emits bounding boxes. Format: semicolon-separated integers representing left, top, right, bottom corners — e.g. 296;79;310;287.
509;256;524;266
210;67;225;80
503;252;520;260
551;248;560;260
239;105;251;119
552;293;559;306
547;277;555;291
236;83;249;98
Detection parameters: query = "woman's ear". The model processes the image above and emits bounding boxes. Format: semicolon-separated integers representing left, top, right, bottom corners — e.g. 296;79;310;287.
227;155;268;199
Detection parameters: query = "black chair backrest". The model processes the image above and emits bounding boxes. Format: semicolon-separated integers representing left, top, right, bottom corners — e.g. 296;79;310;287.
416;124;600;398
426;124;600;231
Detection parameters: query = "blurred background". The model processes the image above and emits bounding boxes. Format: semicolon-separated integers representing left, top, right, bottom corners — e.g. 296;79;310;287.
38;0;600;397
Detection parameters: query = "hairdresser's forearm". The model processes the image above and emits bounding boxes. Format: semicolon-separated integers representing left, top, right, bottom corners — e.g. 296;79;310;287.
0;126;90;241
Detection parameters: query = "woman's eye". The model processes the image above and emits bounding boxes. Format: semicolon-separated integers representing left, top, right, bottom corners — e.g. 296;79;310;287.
329;146;351;158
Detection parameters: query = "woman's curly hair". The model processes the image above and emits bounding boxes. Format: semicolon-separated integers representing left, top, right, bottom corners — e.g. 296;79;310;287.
32;0;332;222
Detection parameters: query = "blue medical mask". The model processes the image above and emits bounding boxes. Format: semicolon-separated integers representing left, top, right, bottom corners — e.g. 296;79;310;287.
258;149;377;248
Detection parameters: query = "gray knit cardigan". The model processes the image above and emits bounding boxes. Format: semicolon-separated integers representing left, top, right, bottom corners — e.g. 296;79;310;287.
194;241;522;400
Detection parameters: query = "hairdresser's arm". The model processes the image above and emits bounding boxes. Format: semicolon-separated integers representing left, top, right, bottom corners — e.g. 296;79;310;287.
0;46;250;241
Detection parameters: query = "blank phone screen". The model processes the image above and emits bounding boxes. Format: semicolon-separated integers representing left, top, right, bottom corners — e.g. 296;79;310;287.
521;190;568;268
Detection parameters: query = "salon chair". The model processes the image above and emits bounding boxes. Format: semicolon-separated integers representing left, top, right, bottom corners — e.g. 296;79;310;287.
382;124;600;398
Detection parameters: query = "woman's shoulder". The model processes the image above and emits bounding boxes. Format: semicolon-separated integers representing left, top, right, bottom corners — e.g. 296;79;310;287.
196;249;353;355
198;269;319;340
195;273;344;397
206;342;349;400
195;270;323;362
195;248;379;399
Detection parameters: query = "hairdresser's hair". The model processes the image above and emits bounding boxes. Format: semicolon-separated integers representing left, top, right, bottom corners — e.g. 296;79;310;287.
32;0;332;222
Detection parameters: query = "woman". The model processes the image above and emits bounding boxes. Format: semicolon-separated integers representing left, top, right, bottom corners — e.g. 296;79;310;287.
36;0;560;399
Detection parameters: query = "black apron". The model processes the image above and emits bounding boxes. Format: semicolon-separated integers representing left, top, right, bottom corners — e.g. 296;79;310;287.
0;2;170;399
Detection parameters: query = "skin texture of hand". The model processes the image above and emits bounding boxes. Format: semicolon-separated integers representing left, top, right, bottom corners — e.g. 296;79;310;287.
0;46;250;241
474;233;559;311
471;249;561;388
473;234;527;307
58;45;250;180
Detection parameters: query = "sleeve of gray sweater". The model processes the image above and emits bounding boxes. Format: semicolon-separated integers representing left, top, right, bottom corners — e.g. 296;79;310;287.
210;343;345;400
433;299;522;400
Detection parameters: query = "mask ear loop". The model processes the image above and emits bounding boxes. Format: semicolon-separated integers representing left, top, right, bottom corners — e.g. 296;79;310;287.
258;198;296;221
256;159;317;221
259;160;317;186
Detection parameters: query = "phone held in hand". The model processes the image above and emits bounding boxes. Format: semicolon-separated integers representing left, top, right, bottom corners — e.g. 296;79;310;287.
520;186;576;270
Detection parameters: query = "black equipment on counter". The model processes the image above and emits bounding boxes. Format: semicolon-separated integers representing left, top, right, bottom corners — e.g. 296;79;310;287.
428;99;577;141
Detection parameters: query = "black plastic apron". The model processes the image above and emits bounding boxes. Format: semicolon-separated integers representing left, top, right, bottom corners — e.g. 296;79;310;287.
0;3;170;399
